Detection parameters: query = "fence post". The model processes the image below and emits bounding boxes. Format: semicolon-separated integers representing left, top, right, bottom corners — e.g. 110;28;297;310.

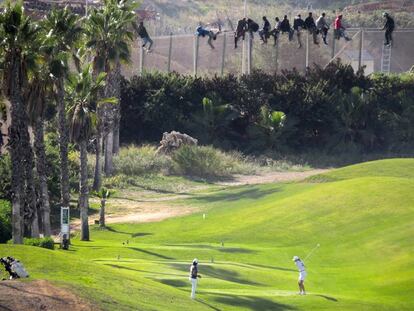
331;32;336;60
275;38;279;74
167;32;173;73
358;28;364;71
193;35;199;76
221;33;227;76
241;36;246;75
305;31;309;69
247;32;252;74
139;42;144;76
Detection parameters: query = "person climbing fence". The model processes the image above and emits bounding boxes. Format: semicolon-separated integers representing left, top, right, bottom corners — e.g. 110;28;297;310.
383;12;395;47
136;21;153;53
304;12;319;45
280;15;294;41
234;17;247;48
293;14;305;48
259;16;271;44
316;12;329;45
334;14;352;41
270;17;282;46
196;23;221;49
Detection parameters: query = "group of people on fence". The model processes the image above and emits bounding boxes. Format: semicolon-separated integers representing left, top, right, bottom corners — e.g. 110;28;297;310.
136;12;395;53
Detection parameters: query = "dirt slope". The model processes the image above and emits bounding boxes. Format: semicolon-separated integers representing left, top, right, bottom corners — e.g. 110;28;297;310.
0;280;98;311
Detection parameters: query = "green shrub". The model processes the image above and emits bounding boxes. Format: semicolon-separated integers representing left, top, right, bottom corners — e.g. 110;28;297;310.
24;237;55;250
172;145;255;179
0;200;11;243
113;145;171;176
0;154;11;200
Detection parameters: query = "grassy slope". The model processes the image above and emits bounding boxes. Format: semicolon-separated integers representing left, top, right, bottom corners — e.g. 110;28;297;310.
1;159;414;310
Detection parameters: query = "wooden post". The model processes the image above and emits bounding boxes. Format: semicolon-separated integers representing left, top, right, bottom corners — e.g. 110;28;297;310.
221;33;227;76
167;32;173;73
193;35;199;76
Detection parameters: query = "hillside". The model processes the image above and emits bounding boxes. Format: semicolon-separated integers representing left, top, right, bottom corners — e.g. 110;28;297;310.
1;159;414;310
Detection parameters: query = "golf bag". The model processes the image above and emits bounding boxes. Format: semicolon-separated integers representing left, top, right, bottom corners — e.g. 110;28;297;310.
1;257;29;280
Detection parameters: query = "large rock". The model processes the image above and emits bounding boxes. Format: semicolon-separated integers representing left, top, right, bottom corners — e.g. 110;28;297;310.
156;131;198;155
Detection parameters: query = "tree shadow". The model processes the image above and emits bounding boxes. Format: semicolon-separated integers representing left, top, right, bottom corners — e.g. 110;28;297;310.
165;244;256;254
246;263;296;272
128;247;174;260
193;186;280;203
212;294;297;311
104;264;180;277
168;263;261;286
158;279;188;288
105;226;153;238
315;294;338;302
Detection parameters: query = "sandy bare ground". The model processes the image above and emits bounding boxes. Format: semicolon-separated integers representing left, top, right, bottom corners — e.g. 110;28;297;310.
0;280;98;311
217;169;330;186
69;169;328;230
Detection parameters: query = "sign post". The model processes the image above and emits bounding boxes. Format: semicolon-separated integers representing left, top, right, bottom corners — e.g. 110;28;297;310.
61;206;70;249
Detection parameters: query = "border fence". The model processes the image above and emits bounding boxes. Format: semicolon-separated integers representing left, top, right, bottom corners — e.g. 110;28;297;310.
123;28;414;78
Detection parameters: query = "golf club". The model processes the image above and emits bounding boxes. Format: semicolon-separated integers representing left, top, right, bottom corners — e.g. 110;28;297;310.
304;243;320;262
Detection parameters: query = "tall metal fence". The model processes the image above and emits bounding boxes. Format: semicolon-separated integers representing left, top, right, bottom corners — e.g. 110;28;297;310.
123;29;414;78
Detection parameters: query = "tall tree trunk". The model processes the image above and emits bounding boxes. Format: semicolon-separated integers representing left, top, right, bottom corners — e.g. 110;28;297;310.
99;199;105;228
56;78;70;212
21;123;40;238
92;133;102;191
33;117;51;237
104;129;114;176
79;140;89;241
8;62;24;243
113;116;120;155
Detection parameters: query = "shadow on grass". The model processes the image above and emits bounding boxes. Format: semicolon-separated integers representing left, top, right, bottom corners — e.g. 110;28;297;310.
165;244;256;254
105;226;153;238
169;263;261;286
158;279;188;288
104;264;181;277
315;294;338;302
128;247;174;260
212;294;297;311
246;263;296;272
193;186;280;203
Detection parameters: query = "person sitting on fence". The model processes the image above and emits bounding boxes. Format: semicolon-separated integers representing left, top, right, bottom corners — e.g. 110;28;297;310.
316;12;329;45
280;15;294;41
136;21;154;53
235;17;248;48
334;15;351;41
304;12;319;45
270;17;282;46
293;14;305;48
196;23;221;50
383;12;395;47
247;18;260;39
259;16;271;44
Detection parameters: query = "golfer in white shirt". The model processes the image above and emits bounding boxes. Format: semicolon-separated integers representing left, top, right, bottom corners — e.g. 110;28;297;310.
293;256;307;295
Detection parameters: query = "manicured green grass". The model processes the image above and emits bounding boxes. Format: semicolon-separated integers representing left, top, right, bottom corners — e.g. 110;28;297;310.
1;159;414;310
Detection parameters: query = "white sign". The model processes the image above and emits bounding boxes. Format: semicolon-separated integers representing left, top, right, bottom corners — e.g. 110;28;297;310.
61;207;70;237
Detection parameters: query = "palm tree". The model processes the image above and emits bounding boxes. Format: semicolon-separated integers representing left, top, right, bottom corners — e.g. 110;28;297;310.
66;65;114;241
93;187;114;228
26;68;53;237
0;1;41;243
41;7;83;218
85;0;137;178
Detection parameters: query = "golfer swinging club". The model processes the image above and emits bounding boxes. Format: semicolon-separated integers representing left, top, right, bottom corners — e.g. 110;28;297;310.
293;256;306;295
189;258;201;299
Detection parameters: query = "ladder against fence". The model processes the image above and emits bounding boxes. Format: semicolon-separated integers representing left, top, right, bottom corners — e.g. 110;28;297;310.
381;44;392;73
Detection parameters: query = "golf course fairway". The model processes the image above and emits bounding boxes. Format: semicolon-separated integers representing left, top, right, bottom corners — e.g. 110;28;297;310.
1;159;413;310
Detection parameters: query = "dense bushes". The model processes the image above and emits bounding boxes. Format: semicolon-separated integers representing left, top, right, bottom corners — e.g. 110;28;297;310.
0;200;11;243
23;237;55;250
120;62;414;155
111;145;256;180
172;145;255;178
